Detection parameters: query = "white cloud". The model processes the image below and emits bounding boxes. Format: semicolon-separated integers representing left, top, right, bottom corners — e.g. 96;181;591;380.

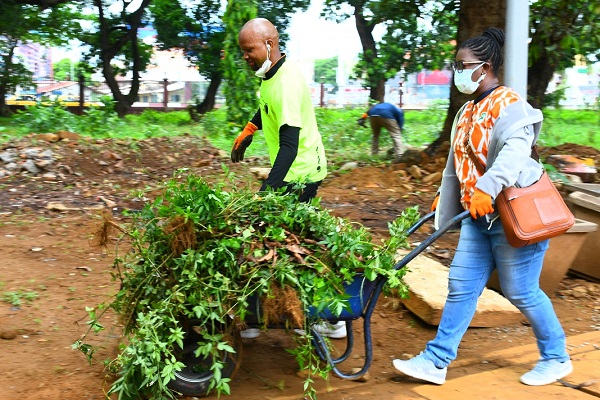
286;0;362;61
51;40;85;63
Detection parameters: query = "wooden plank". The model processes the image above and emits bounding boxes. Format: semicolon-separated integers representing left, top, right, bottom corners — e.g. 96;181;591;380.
452;331;600;367
413;331;600;400
413;366;599;400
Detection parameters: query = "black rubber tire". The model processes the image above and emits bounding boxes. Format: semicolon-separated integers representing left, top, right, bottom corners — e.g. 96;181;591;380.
168;324;243;397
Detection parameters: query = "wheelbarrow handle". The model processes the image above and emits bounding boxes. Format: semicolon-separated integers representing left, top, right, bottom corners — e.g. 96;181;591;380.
318;210;471;381
393;210;470;271
406;211;436;236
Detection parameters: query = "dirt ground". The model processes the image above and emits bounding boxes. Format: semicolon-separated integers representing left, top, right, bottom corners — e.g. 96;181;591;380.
0;134;599;400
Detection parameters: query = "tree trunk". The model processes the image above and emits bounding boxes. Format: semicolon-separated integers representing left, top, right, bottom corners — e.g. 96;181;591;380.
524;58;552;112
0;86;11;117
0;45;16;117
0;102;11;117
0;58;9;117
370;79;385;103
101;54;132;117
196;75;221;115
94;0;150;118
355;3;384;102
425;0;506;155
527;53;556;110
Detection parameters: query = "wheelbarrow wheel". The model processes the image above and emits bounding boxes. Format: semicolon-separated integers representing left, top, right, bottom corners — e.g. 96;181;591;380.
168;325;243;397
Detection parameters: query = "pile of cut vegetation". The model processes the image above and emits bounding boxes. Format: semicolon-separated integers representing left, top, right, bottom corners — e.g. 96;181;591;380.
76;172;420;399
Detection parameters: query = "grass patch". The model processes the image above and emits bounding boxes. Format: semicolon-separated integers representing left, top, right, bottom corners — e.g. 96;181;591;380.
540;108;599;148
1;290;39;306
0;104;597;160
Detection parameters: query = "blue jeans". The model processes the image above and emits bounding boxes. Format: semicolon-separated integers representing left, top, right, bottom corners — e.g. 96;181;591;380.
422;216;569;368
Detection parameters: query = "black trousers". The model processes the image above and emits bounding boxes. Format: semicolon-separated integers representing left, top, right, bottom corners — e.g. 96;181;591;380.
261;181;322;203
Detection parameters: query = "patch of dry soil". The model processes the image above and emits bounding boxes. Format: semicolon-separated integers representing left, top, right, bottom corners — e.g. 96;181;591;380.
0;135;599;399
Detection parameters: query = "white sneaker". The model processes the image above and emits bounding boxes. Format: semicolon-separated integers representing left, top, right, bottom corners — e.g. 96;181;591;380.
240;328;260;339
295;321;347;339
520;359;573;386
392;353;447;385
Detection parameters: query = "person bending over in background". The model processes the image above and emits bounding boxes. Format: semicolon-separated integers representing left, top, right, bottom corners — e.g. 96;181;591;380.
231;17;345;340
392;27;572;387
357;102;405;160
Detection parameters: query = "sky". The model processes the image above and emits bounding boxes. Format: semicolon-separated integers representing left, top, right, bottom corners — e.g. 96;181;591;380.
286;0;364;61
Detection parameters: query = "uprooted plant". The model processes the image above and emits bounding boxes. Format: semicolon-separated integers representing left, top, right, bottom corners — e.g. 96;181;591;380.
74;171;420;399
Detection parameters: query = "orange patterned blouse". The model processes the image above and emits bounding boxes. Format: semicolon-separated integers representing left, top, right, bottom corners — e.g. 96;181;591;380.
453;86;521;208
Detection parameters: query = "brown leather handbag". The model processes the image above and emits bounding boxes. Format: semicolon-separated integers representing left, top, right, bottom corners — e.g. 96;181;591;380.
494;171;575;247
465;139;574;248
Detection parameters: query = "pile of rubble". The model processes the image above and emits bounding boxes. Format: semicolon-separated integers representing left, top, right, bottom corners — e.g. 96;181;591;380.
0;131;81;180
0;147;58;179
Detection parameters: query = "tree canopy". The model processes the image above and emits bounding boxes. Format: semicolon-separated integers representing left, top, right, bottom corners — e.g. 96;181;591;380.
53;58;92;81
315;56;338;88
222;0;258;127
4;0;599;125
527;0;600;109
151;0;310;117
0;0;83;115
78;0;154;117
322;0;428;102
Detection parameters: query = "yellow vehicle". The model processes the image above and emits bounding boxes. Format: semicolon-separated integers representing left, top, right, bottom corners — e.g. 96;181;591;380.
6;94;102;108
57;95;103;107
6;94;37;106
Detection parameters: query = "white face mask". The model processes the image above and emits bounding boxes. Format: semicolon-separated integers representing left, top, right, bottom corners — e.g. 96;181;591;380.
255;42;272;78
454;62;486;94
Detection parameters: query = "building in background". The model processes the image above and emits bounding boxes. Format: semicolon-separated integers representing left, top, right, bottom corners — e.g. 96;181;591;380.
547;61;600;109
15;42;53;80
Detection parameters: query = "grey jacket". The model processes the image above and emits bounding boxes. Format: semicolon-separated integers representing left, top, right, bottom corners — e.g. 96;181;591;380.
434;99;544;229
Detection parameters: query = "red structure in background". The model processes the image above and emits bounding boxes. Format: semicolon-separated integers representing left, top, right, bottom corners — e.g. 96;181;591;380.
417;70;451;85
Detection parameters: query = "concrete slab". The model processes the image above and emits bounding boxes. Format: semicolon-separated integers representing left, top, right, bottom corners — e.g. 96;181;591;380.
399;254;523;327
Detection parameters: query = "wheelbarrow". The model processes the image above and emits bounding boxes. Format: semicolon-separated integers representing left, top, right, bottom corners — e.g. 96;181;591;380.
169;210;471;396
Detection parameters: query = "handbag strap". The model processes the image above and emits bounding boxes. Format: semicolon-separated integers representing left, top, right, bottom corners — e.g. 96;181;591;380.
464;138;486;175
462;106;487;175
461;111;540;176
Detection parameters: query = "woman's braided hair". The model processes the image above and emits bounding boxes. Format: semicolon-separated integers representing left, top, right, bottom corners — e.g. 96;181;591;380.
459;27;505;76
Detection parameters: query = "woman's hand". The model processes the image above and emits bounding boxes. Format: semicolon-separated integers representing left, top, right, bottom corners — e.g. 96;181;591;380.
469;188;494;219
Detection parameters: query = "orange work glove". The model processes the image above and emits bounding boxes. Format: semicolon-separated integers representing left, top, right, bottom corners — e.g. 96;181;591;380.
231;122;258;163
469;188;494;219
431;194;440;212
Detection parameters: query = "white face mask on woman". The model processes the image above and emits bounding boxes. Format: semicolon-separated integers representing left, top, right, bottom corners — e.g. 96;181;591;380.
454;62;486;94
255;42;272;78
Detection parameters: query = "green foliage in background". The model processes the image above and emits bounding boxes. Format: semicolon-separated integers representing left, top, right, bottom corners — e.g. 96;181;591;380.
540;108;599;149
315;57;338;88
53;58;93;81
4;102;194;140
222;0;258;129
0;1;84;116
75;172;419;399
